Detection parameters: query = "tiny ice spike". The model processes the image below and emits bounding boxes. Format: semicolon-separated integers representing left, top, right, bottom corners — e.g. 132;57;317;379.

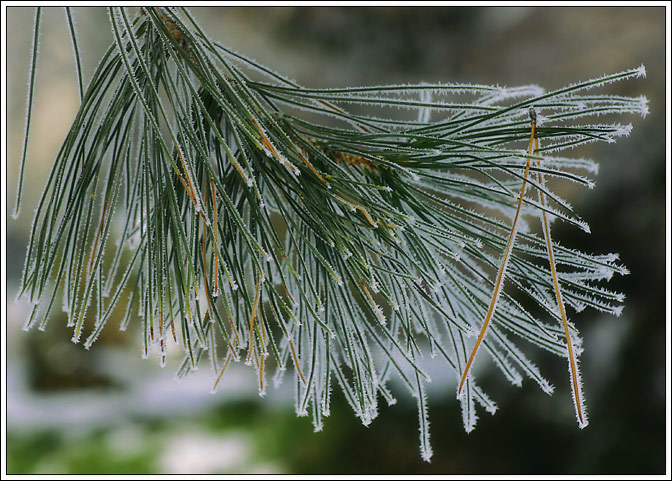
15;6;645;461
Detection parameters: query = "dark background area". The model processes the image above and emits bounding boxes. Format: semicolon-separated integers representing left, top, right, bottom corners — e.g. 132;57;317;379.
6;6;667;474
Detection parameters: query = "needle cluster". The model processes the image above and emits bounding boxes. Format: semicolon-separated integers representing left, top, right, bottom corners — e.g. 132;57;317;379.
16;7;646;461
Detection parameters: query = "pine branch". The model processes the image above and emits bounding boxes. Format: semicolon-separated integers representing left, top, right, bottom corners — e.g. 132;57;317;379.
15;6;647;461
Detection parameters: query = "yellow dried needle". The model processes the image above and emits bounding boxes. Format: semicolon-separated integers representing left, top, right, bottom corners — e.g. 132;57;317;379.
176;149;197;206
288;338;307;385
201;218;214;319
361;280;386;325
458;107;537;396
169;315;177;342
296;148;330;187
258;350;265;395
229;315;241;348
534;135;588;428
252;118;298;174
334;194;376;228
210;179;219;297
246;270;262;364
211;352;233;394
317;100;372;133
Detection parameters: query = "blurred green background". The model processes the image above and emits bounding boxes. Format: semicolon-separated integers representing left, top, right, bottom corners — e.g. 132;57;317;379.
5;6;666;475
